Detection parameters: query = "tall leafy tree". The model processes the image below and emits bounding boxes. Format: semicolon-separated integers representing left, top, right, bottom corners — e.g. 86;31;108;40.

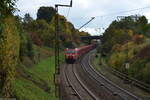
37;6;56;23
23;13;33;24
101;15;149;54
0;0;17;16
0;0;19;97
137;16;148;25
0;16;20;97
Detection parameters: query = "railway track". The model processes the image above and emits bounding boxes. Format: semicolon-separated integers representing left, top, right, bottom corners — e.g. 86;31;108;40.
80;51;142;100
61;50;143;100
100;58;150;92
63;64;98;100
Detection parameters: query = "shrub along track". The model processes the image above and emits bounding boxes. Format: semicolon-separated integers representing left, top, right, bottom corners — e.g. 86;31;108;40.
60;50;142;100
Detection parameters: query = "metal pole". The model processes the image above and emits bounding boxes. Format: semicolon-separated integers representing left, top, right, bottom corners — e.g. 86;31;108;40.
55;5;58;75
54;0;72;100
55;0;72;75
54;5;59;98
54;1;73;99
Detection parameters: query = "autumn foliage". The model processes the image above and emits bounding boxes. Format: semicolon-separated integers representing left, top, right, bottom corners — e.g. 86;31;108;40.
101;15;150;83
132;34;144;44
137;45;150;59
30;32;43;46
0;16;20;97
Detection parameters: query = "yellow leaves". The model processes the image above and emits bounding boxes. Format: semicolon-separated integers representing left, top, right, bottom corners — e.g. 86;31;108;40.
127;30;134;37
111;44;122;52
109;41;137;69
108;52;126;69
0;16;20;97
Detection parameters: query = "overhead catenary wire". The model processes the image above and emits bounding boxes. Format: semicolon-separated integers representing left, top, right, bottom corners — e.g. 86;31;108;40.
69;5;150;20
66;3;150;36
70;5;150;32
94;5;150;18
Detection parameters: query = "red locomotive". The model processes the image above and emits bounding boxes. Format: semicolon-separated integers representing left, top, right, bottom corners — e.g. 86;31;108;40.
65;44;96;63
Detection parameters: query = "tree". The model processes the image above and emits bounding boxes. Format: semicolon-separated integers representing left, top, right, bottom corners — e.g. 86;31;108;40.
136;16;148;35
0;16;20;97
101;15;150;54
37;6;56;23
143;24;150;37
23;13;33;24
30;32;43;47
0;0;17;16
137;16;148;25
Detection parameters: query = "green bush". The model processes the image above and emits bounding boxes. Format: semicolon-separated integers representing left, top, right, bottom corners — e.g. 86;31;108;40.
142;62;150;83
108;52;126;70
129;59;147;80
19;32;34;60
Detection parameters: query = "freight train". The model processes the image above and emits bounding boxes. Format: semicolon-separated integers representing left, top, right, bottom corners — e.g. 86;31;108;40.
65;44;96;63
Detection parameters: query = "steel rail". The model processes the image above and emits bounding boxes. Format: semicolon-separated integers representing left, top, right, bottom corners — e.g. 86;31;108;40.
64;64;83;100
87;52;142;100
65;64;98;100
101;59;150;92
72;64;98;100
80;57;125;100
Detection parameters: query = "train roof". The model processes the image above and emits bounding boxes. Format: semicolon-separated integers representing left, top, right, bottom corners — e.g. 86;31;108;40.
77;44;93;50
66;48;78;51
66;44;94;51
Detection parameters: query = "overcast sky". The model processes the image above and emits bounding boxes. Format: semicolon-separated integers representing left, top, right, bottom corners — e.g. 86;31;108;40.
16;0;150;35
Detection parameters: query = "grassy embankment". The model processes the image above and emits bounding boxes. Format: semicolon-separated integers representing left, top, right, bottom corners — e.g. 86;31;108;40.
14;46;64;100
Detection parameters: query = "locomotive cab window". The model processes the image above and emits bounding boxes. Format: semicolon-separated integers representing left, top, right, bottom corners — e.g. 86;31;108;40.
66;50;76;54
